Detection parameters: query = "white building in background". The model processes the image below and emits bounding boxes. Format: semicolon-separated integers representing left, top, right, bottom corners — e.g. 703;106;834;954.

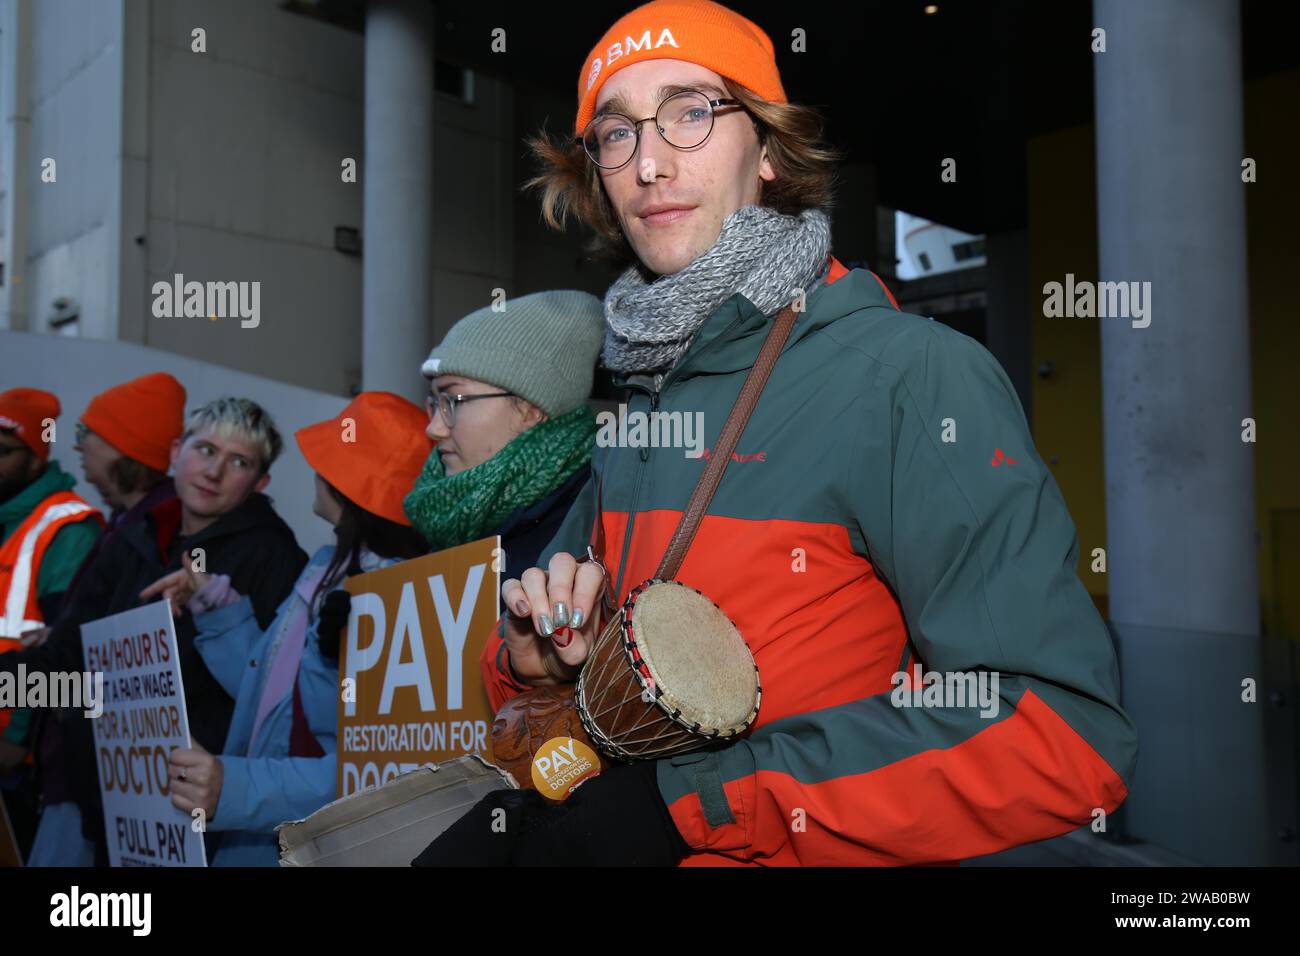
895;210;985;279
0;0;588;402
0;0;579;549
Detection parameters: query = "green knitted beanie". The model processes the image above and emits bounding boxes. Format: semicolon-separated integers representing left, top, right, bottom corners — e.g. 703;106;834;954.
421;290;606;417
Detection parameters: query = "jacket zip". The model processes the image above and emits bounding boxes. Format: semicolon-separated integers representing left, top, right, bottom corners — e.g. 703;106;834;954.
611;378;656;599
609;310;747;597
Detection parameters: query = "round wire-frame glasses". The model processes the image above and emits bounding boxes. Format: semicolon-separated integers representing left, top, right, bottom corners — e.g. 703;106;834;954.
577;89;745;170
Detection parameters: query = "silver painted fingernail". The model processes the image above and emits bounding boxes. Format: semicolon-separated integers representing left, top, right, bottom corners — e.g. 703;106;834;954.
539;614;554;636
553;602;569;627
570;608;584;629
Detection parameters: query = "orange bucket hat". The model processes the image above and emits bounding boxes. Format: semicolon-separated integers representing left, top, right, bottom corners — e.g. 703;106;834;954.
0;388;60;461
574;0;786;137
295;392;431;527
80;372;187;472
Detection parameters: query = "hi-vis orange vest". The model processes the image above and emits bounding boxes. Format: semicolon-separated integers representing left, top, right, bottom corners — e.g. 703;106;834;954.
0;491;101;737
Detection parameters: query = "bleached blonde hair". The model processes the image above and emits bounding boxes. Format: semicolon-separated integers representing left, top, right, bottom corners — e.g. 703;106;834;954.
181;396;283;475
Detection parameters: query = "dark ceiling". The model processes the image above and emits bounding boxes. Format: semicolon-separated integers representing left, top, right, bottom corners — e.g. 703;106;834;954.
287;0;1298;236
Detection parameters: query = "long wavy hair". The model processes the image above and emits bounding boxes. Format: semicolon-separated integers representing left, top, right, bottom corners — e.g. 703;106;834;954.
311;480;428;610
523;77;844;269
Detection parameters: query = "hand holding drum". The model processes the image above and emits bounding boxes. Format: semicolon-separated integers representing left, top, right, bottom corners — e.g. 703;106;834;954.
494;555;762;792
500;552;607;685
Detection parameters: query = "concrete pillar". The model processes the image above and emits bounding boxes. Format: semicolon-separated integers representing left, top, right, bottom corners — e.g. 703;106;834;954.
0;0;32;332
1094;0;1258;636
362;0;434;401
109;0;151;344
1094;0;1268;865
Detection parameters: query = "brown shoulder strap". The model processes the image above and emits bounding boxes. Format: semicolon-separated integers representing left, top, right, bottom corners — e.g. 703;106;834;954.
655;303;800;579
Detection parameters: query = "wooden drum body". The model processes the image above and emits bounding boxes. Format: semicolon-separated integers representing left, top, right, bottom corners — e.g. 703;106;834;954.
575;579;761;761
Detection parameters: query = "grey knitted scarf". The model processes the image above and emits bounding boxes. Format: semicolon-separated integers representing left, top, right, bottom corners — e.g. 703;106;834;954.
602;204;832;374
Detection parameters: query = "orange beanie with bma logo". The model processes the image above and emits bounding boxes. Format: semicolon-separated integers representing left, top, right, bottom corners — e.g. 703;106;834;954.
574;0;786;137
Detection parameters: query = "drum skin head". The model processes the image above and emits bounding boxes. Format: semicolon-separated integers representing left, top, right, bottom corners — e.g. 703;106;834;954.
626;580;760;735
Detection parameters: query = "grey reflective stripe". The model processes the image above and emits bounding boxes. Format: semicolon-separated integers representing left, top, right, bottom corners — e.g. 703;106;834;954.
668;751;735;828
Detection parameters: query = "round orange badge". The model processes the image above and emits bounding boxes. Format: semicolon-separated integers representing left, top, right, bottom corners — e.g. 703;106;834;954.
530;736;602;801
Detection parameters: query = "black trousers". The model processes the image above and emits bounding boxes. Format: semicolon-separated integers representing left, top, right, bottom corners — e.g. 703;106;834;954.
1;769;40;864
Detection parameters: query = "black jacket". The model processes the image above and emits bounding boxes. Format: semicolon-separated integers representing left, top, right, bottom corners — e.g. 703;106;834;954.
32;480;177;808
492;468;589;580
1;491;306;857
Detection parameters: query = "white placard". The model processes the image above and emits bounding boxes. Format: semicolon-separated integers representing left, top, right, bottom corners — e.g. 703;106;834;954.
80;600;207;867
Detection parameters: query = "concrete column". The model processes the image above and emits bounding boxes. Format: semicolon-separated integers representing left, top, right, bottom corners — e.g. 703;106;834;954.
109;0;151;344
0;0;32;331
1094;0;1269;865
362;0;434;401
1094;0;1258;637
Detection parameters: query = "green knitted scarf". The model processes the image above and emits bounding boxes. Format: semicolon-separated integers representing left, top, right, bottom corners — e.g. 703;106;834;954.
403;404;597;551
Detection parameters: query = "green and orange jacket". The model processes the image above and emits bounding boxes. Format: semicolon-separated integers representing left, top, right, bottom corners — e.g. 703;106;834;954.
481;257;1138;866
0;461;102;748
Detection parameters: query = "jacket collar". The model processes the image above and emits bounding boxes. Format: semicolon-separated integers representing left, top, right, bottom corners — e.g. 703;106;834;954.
181;492;291;546
122;491;292;563
296;543;387;604
0;460;79;527
492;467;588;542
109;478;176;529
610;256;884;389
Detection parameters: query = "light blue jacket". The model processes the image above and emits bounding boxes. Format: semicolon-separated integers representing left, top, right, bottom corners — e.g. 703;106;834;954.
194;544;390;866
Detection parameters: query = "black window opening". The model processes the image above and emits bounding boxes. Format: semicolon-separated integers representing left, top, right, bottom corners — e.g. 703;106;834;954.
435;60;474;104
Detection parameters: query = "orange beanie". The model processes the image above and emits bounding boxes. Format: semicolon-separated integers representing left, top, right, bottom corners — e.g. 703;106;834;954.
295;392;432;527
574;0;786;136
81;373;187;472
0;388;60;461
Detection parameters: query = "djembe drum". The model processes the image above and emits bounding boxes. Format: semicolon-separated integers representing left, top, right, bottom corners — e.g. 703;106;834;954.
576;578;760;760
489;577;761;795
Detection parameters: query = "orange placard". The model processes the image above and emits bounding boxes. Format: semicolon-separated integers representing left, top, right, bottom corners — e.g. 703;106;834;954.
337;537;501;798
